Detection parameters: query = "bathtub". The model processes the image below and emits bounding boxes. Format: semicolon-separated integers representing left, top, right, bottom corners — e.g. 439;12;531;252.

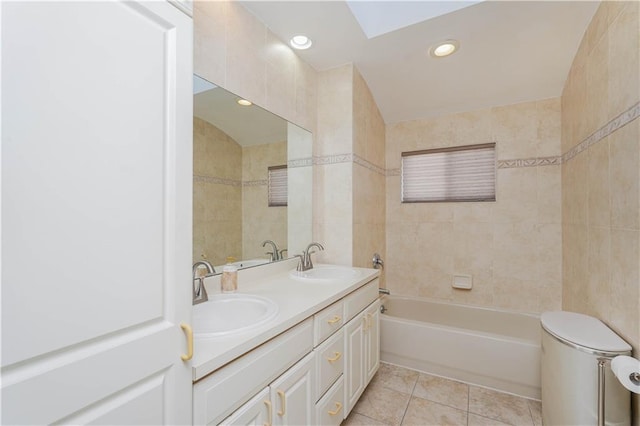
380;295;541;399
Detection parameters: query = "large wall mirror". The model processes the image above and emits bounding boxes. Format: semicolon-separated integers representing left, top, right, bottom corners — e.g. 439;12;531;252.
193;75;313;269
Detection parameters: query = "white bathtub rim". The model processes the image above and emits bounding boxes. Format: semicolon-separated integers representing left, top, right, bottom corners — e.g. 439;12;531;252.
380;294;541;319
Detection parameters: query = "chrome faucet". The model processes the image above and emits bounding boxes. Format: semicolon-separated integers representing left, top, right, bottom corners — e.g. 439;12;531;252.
297;242;324;271
262;240;280;261
192;260;214;305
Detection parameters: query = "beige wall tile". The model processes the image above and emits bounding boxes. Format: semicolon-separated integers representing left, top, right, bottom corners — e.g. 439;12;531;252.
562;153;588;226
536;98;562;157
316;65;353;157
194;0;316;132
610;120;640;230
587;138;611;227
561;1;639;373
609;229;640;350
537;165;562;224
608;1;640;119
386;100;561;312
491;101;538;160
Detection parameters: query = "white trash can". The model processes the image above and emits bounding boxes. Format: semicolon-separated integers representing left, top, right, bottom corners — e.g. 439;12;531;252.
541;311;631;426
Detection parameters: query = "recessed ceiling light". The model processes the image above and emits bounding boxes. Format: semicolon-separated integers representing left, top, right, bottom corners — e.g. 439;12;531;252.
290;35;312;50
430;40;459;58
237;99;252;106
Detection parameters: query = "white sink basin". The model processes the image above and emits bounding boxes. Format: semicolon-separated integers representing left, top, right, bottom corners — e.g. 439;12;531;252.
289;265;360;282
193;294;278;338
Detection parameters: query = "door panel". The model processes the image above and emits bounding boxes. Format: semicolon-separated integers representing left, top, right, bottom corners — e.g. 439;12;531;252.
270;353;315;426
1;1;193;424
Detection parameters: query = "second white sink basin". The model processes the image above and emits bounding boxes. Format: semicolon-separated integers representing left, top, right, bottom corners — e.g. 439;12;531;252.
289;265;360;282
193;294;278;338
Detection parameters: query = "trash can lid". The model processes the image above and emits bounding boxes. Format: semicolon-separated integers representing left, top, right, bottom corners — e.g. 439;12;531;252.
541;311;631;354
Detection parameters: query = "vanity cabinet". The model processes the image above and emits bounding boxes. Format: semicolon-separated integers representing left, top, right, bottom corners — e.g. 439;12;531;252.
194;276;380;426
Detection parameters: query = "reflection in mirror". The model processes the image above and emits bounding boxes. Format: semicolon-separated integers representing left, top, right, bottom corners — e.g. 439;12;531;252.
193;75;312;270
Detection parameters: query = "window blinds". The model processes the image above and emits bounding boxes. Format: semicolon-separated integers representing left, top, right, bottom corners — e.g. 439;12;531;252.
268;165;288;207
401;143;496;203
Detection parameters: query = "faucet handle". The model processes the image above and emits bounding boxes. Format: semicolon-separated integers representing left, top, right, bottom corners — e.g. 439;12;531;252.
293;254;304;271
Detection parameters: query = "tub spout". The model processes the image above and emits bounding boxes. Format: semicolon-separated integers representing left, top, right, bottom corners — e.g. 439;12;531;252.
379;288;390;295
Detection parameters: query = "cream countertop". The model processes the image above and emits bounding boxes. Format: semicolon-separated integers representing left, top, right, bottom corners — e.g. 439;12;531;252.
191;258;380;381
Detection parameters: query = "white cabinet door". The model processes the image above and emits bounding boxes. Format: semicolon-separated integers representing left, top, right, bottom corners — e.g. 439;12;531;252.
220;388;271;426
344;311;365;416
364;300;381;383
1;1;193;424
270;352;316;426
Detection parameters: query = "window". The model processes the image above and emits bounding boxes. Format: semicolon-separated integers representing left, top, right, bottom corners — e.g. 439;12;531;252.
268;165;287;207
401;143;496;203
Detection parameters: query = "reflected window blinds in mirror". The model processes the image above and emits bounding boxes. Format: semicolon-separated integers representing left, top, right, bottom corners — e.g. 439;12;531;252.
268;165;287;207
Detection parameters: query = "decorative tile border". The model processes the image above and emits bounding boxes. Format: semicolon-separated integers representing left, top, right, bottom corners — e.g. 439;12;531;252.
497;156;562;169
313;153;353;165
353;154;386;175
198;102;639;185
563;101;640;163
194;175;267;187
194;175;241;187
386;168;401;177
243;179;267;187
288;157;313;168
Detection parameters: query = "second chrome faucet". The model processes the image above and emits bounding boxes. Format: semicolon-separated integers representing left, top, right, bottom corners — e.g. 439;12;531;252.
296;242;324;271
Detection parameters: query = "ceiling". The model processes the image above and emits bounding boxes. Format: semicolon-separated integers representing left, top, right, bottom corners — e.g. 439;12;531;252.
239;1;599;124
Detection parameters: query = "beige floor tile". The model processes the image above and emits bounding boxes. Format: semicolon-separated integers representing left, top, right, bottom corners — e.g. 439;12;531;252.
401;396;467;426
343;412;389;426
412;373;469;411
468;386;533;425
371;363;420;395
353;382;411;426
527;400;542;426
467;413;510;426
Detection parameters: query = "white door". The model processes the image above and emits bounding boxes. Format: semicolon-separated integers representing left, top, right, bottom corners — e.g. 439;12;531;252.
344;312;365;416
270;353;316;426
1;1;193;424
365;301;381;383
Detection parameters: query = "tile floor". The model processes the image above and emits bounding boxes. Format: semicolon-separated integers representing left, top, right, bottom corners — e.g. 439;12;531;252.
343;363;542;426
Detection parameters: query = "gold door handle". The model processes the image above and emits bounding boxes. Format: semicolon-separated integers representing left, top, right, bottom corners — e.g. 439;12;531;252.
328;402;343;416
363;313;370;331
180;323;193;361
326;351;342;363
327;315;341;324
277;390;286;416
263;400;273;426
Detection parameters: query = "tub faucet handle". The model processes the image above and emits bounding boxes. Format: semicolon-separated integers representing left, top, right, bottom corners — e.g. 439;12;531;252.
373;253;384;269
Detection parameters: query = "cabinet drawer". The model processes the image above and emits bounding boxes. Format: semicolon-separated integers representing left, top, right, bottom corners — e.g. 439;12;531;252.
313;300;344;346
344;278;378;322
193;318;314;425
315;376;344;426
315;328;344;401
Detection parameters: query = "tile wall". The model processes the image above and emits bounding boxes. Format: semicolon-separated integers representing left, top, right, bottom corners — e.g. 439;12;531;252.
242;142;288;261
561;2;639;422
561;0;639;353
193;117;242;265
194;0;317;133
385;98;562;313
